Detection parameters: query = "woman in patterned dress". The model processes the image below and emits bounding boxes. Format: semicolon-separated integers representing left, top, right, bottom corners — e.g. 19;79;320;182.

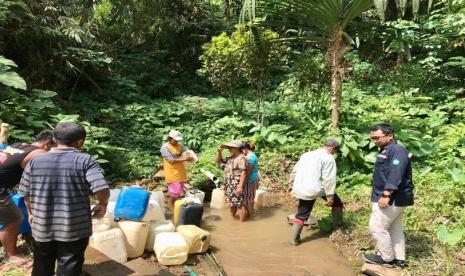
216;140;248;221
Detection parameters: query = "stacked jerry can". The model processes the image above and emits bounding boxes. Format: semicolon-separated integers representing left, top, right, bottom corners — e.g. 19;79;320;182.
89;186;212;267
90;187;169;263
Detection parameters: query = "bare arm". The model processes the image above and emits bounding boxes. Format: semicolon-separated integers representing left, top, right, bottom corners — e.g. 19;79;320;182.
216;147;224;166
92;188;110;219
161;144;191;163
21;149;47;168
166;157;189;164
246;163;253;180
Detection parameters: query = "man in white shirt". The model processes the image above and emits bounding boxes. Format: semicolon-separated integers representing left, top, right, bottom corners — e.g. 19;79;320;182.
290;139;344;246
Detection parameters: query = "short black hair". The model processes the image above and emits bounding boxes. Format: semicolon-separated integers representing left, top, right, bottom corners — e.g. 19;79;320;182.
242;141;255;151
371;123;395;135
35;130;54;142
53;122;86;146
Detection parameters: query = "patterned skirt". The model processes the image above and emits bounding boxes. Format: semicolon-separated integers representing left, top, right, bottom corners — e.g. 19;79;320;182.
244;180;258;206
224;174;245;207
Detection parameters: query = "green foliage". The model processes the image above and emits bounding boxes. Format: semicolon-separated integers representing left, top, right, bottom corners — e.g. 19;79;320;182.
1;0;464;274
199;23;286;115
438;224;465;275
0;56;26;90
438;225;465;247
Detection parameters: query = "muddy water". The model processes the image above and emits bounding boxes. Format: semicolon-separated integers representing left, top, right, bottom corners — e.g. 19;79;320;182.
203;207;354;276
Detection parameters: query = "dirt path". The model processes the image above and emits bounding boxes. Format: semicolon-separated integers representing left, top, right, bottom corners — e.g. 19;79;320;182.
203;207;355;276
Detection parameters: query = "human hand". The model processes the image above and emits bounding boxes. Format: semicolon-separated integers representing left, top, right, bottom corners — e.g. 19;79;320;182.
378;197;390;208
28;215;34;225
325;198;334;207
235;186;243;197
91;203;107;219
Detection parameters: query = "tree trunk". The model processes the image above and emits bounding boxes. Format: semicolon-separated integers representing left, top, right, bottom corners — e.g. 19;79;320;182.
330;66;343;129
224;0;230;22
326;33;352;129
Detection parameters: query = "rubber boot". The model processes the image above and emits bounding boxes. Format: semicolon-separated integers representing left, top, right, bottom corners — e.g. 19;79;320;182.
291;220;304;246
331;209;343;230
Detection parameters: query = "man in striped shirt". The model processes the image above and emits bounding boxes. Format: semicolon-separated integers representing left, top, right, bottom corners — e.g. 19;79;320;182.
20;122;110;276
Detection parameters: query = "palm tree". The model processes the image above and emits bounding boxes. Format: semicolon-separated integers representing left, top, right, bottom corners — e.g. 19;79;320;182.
241;0;373;129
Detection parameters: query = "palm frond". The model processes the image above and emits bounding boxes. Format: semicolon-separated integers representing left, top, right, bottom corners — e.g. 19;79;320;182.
242;0;372;37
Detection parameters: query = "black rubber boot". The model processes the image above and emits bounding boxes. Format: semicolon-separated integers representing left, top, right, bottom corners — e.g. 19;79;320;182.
332;210;343;230
291;222;304;246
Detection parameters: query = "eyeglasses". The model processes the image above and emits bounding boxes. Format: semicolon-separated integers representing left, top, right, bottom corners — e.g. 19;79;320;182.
371;135;386;141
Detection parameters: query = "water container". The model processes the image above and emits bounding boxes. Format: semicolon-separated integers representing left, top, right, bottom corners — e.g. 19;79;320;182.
173;199;187;225
114;187;150;221
176;225;210;254
150;191;166;214
182;150;198;165
254;189;273;210
210;188;226;209
141;200;165;223
89;228;127;263
10;193;31;234
154;232;188;266
185;189;205;203
145;221;175;252
118;220;149;258
92;216;113;233
177;203;203;227
109;189;121;203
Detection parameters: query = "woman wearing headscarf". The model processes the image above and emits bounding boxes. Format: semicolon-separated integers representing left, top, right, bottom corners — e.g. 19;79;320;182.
242;141;260;217
216;140;248;221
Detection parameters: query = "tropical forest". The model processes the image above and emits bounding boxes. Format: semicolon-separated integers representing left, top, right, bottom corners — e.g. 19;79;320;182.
0;0;464;275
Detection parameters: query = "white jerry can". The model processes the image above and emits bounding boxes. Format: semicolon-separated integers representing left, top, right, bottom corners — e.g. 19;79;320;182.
154;232;189;266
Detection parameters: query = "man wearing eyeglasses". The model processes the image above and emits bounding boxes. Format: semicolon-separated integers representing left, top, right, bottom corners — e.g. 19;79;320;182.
363;123;413;269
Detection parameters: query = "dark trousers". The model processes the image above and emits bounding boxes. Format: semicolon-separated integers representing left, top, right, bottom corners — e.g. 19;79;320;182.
32;238;89;276
296;194;344;222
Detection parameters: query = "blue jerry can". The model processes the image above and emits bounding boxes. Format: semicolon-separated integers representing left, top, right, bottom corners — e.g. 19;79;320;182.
11;193;32;234
0;193;31;233
114;187;150;221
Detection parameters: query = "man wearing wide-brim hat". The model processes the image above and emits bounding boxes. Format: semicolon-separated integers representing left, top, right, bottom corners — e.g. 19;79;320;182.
216;140;249;221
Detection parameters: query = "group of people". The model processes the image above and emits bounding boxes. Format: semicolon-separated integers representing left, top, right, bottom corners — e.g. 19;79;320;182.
0;122;413;274
160;130;260;222
290;123;414;269
0;122;110;276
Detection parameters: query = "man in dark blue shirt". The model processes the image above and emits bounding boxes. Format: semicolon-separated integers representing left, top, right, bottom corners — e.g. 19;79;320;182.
363;123;414;268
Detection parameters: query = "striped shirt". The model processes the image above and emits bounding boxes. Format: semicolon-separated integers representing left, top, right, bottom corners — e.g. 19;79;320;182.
19;147;109;242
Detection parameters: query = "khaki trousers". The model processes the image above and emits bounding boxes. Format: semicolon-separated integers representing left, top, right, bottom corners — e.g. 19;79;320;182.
369;203;406;262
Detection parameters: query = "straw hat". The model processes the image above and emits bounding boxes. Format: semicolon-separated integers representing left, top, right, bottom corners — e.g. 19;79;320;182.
221;140;243;148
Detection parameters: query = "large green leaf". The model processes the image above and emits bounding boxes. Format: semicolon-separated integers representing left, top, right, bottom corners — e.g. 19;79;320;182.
242;0;372;36
438;225;465;246
448;168;465;183
0;71;27;90
0;56;18;68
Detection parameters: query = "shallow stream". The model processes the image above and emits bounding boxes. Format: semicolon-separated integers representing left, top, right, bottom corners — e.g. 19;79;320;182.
203;207;354;276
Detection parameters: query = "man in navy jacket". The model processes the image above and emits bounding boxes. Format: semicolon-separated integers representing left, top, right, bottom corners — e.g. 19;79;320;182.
363;123;414;268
